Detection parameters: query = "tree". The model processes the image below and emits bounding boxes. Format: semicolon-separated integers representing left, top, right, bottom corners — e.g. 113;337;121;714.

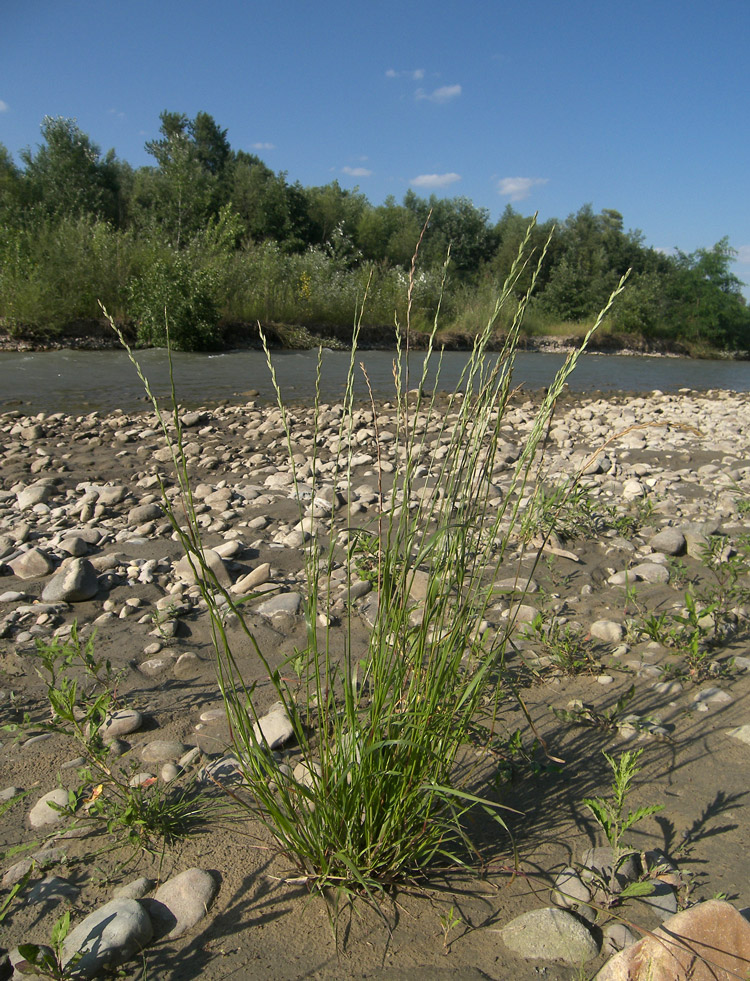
20;116;121;222
402;192;495;277
666;238;750;348
0;143;23;221
137;111;216;247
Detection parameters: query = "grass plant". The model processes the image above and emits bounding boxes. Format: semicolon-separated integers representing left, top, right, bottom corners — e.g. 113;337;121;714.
102;217;629;911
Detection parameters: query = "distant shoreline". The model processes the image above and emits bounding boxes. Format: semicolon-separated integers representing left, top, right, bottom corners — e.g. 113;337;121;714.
2;318;746;360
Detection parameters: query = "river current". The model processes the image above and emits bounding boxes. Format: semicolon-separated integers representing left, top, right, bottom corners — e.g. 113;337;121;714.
1;348;750;414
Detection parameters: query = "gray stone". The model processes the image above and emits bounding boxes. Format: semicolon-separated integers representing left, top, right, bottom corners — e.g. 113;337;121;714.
173;652;203;679
174;548;231;589
141;739;190;762
7;547;54;579
139;657;171;677
28;788;70;829
580;846;640;888
253;701;294;750
255;592;302;617
501;907;599;963
59;535;90;557
2;858;33;887
61;898;153;978
590;619;624;644
42;558;99;603
16;483;54;510
147;867;218;939
649;528;686;555
112;876;154;900
551;867;591;914
101;709;143;742
636;880;678;920
127;502;163;526
630;562;670;584
97;484;128;506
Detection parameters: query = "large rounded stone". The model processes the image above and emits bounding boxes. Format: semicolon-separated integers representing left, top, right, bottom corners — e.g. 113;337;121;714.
141;739;190;762
649;528;686;556
594;900;750;980
61;898;153;978
501;907;599;964
7;547;54;579
28;789;70;829
147;868;218;939
42;558;99;602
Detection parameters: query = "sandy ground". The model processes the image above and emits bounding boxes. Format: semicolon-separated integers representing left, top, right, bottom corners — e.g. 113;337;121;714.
1;386;750;980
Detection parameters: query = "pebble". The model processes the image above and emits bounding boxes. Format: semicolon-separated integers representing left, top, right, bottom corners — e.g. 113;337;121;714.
28;788;70;829
101;709;144;742
500;907;599;963
253;701;294;750
590;619;624;644
141;739;191;762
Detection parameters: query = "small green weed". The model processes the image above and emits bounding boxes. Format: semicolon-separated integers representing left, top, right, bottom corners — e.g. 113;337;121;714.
552;685;637;732
642;591;720;680
15;911;79;980
525;611;601;676
582;749;663;903
4;625;216;859
439;905;462;953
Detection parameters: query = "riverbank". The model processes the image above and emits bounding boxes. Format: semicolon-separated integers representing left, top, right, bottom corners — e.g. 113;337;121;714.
2;388;750;979
2;316;743;360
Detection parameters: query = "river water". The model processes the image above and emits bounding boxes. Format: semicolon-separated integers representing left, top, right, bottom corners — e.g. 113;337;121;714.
2;348;750;414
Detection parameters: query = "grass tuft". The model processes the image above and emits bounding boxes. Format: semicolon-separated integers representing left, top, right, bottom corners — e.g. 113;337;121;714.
102;218;629;910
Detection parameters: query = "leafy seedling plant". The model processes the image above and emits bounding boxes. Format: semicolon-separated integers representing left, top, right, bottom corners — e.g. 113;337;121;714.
643;591;720;681
439;905;462;954
582;749;663;906
103;219;630;926
14;911;80;980
525;611;601;676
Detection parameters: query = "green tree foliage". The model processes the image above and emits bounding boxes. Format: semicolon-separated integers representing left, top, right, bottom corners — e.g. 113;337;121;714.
665;238;750;348
1;110;748;353
20;116;122;222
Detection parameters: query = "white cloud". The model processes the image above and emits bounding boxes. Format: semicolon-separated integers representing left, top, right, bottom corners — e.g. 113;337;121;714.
736;245;750;264
412;69;425;80
411;172;461;189
416;84;462;104
342;166;373;177
497;176;548;201
107;108;125;119
385;68;397;78
252;142;275;150
0;100;8;113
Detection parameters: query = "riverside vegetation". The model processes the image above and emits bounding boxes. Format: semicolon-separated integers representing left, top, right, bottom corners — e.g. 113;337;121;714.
1;112;749;355
2;231;750;978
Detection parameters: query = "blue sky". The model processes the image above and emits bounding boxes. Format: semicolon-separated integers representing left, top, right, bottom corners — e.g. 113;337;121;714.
2;0;749;286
